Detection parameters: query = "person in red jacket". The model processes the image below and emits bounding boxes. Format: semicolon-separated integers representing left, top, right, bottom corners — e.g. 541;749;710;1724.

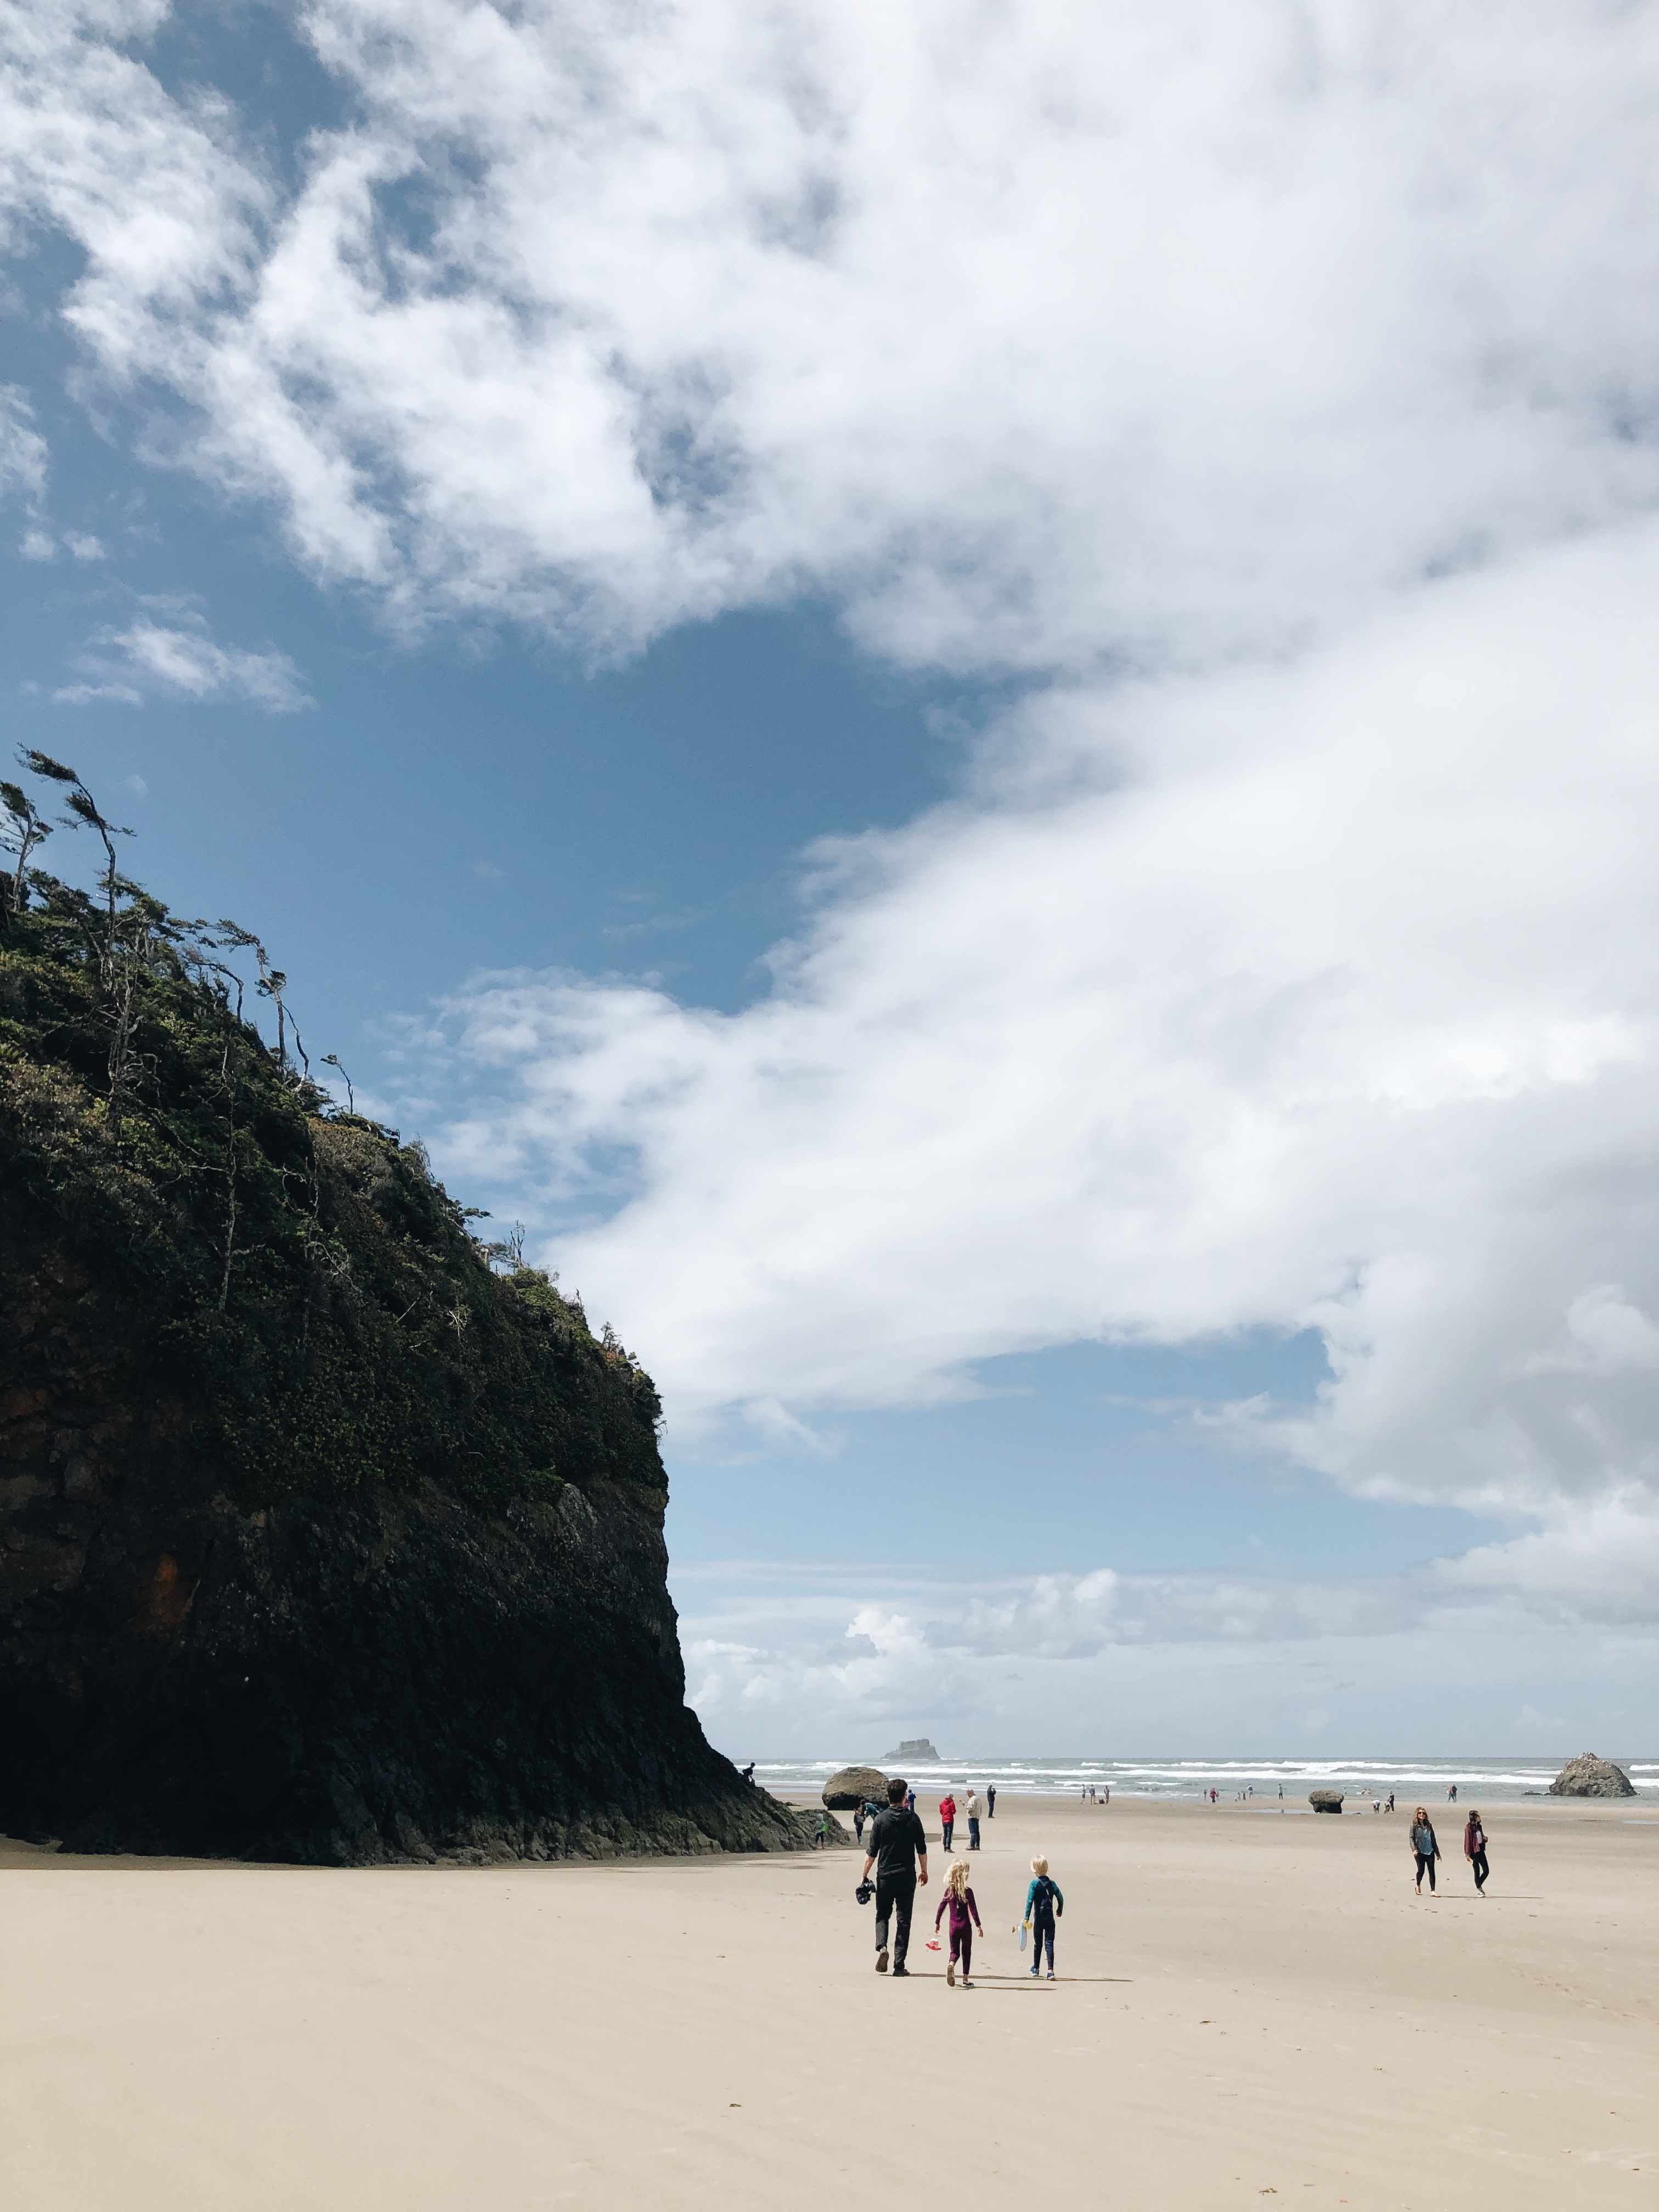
939;1790;957;1852
934;1859;983;1987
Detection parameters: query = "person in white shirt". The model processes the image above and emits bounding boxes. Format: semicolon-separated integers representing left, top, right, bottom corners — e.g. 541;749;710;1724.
964;1788;985;1850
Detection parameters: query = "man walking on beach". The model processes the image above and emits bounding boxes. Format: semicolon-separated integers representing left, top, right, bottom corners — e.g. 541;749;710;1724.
939;1789;957;1852
986;1785;996;1820
966;1787;984;1849
862;1777;929;1977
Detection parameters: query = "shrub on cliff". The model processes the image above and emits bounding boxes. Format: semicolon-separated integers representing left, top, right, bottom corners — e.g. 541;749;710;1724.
0;752;659;1515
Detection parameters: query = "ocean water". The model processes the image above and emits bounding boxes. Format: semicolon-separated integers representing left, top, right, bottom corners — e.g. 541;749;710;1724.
754;1754;1657;1805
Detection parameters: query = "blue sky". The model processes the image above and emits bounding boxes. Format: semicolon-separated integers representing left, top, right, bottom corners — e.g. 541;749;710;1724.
4;0;1658;1756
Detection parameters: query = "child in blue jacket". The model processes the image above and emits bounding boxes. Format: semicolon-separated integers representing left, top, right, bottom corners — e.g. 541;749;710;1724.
1023;1855;1064;1979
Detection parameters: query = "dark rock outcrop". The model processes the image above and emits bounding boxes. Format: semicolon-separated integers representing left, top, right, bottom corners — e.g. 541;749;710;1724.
1548;1753;1635;1799
1;1243;810;1865
1308;1789;1344;1813
823;1763;889;1810
0;864;809;1866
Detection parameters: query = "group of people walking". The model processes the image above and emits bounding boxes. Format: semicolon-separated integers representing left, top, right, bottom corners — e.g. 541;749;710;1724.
1407;1805;1491;1893
857;1776;1060;1987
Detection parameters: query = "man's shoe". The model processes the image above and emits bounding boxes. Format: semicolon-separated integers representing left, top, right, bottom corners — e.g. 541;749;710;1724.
891;1964;910;1977
1046;1971;1055;1981
876;1948;888;1973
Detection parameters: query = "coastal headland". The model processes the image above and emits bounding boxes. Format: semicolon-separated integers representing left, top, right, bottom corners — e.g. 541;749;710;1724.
5;1791;1655;2208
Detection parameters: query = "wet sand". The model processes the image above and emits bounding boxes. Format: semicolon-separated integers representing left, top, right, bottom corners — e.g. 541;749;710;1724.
4;1792;1656;2208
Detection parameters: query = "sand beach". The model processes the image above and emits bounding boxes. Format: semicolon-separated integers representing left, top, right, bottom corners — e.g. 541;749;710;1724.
4;1791;1656;2209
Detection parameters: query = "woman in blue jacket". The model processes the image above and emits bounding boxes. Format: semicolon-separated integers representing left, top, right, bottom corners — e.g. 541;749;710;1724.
1409;1807;1439;1894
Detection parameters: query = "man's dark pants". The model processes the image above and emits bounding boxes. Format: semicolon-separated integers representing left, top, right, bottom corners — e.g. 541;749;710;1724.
874;1872;916;1968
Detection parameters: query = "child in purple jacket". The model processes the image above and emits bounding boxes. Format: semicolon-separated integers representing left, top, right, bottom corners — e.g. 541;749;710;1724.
934;1860;984;1986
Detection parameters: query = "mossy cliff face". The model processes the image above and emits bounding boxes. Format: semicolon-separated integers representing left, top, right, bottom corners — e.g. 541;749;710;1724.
0;887;804;1863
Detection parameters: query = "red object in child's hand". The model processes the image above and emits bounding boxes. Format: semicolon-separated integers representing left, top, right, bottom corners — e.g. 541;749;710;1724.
925;1940;941;1951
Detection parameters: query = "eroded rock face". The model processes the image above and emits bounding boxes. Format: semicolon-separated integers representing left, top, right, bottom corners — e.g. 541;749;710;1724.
1308;1790;1344;1813
823;1764;890;1810
0;1246;808;1865
1548;1753;1636;1799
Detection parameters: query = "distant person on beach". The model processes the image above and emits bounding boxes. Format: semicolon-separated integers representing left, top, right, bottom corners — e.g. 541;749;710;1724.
906;1787;917;1813
1448;1784;1458;1802
854;1802;866;1843
814;1810;831;1848
861;1778;929;1977
934;1860;984;1987
1023;1855;1064;1979
1386;1792;1395;1813
986;1785;996;1819
939;1791;957;1852
741;1763;755;1784
966;1788;984;1849
1464;1810;1490;1894
1409;1807;1439;1893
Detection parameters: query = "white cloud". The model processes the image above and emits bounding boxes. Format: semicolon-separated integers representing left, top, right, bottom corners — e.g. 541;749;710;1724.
674;1512;1659;1748
8;3;1659;667
421;524;1659;1551
64;531;105;560
56;611;312;711
0;385;47;504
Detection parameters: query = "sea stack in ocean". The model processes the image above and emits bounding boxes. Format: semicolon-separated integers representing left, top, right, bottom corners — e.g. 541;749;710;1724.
883;1736;940;1762
1548;1753;1636;1798
0;830;810;1866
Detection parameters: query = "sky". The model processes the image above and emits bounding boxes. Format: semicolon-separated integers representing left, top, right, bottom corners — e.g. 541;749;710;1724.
3;0;1658;1760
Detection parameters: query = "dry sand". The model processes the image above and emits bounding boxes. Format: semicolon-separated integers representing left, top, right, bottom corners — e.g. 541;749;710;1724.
4;1791;1657;2209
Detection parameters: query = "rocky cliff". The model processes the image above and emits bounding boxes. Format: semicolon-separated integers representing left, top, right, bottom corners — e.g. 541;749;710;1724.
0;790;806;1863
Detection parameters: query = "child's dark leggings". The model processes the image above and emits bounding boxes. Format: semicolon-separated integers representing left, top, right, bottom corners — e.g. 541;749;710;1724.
1032;1914;1055;1970
950;1924;973;1974
1415;1851;1436;1891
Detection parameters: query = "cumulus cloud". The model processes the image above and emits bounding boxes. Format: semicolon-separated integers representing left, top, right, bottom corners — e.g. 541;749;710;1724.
57;609;312;710
419;523;1659;1549
674;1518;1659;1746
8;2;1659;665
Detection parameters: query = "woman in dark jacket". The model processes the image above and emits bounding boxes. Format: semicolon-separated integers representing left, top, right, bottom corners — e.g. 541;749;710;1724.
1409;1807;1439;1893
1464;1810;1490;1893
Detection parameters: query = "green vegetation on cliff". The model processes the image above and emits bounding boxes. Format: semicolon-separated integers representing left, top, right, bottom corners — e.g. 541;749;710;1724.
0;752;661;1515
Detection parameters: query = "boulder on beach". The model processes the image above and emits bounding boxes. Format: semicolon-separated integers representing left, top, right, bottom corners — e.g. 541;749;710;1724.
1308;1790;1344;1814
822;1764;889;1810
1548;1753;1636;1798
